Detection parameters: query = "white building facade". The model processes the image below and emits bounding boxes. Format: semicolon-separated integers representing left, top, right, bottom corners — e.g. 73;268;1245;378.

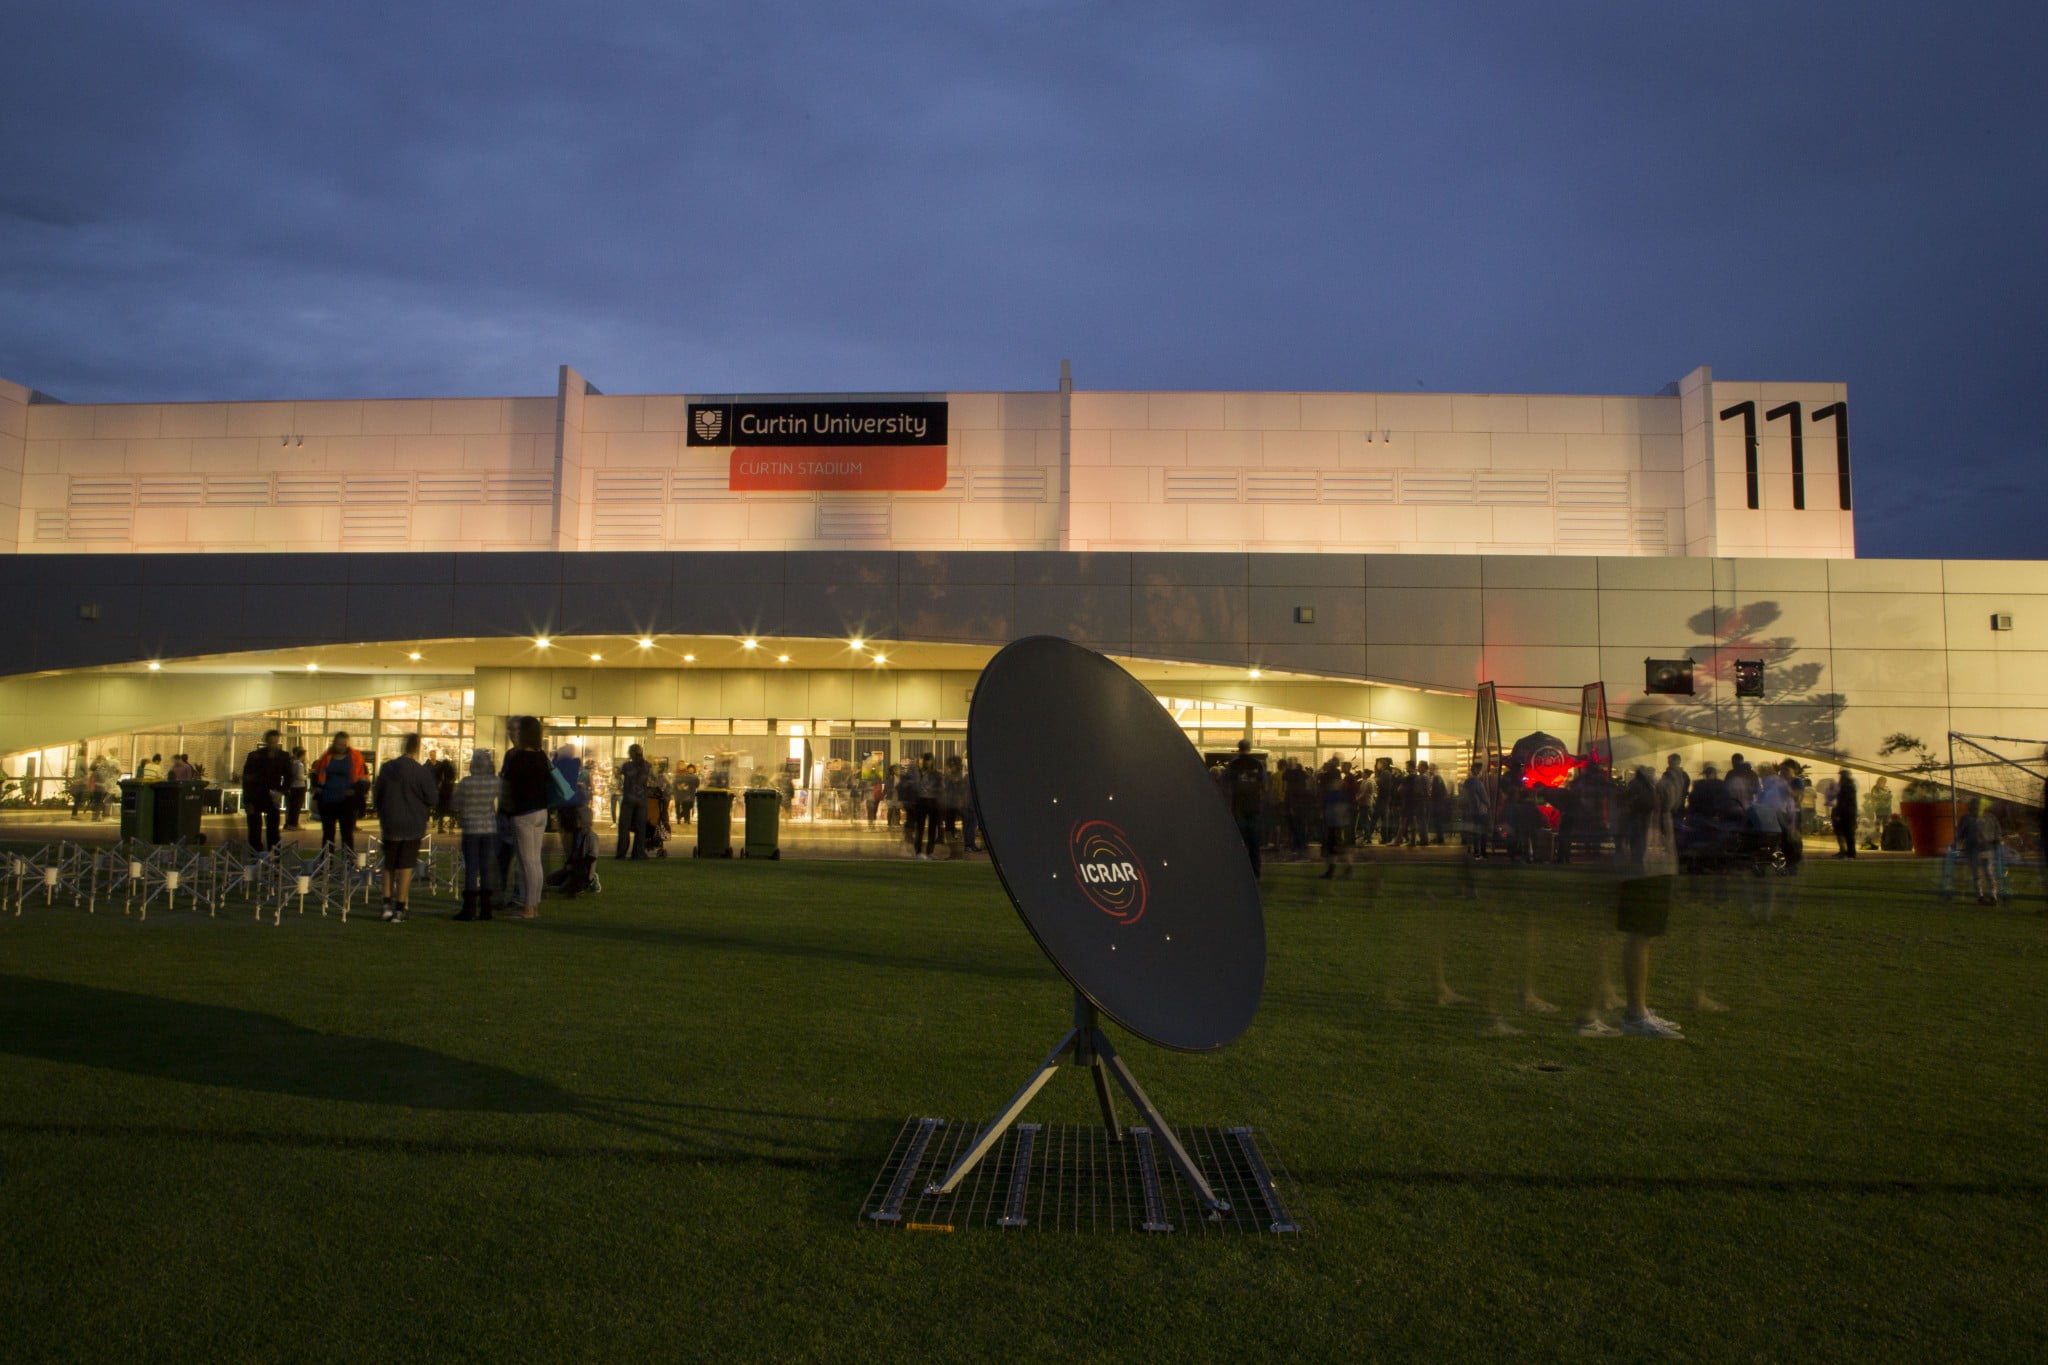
0;364;1852;560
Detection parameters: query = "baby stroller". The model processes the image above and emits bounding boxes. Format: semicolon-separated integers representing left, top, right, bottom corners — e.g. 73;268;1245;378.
547;824;603;898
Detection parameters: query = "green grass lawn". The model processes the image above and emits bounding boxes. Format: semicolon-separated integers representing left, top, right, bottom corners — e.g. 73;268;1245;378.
4;853;2046;1362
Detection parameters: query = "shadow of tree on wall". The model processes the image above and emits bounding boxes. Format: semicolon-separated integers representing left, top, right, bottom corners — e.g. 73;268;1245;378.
1621;600;1848;758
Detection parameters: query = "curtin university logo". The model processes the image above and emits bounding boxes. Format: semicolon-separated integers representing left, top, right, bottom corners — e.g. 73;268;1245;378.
693;408;724;442
1068;819;1149;925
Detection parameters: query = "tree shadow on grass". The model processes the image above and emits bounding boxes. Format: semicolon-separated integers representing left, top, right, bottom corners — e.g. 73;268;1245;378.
0;974;876;1164
0;974;569;1113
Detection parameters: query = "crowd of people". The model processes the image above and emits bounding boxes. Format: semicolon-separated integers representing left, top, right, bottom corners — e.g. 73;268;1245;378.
1214;741;2040;908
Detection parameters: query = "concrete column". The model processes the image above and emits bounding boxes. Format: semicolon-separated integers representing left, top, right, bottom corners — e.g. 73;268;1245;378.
552;366;593;551
1057;358;1073;549
1678;364;1717;557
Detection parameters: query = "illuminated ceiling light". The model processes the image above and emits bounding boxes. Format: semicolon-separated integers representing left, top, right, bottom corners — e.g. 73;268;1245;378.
682;653;696;663
534;637;552;649
407;651;422;661
776;653;790;664
1248;668;1262;679
872;653;887;666
146;661;162;671
590;653;603;662
637;638;654;649
849;638;864;651
741;638;758;650
306;663;319;672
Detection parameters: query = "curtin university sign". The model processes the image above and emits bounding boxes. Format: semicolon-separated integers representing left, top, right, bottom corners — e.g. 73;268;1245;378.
687;399;949;492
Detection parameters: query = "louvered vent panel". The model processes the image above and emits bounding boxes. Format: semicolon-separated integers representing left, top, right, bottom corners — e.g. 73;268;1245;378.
416;473;486;504
1400;472;1475;504
1555;474;1630;507
817;503;891;539
136;477;203;507
68;478;134;508
205;477;270;506
593;506;665;541
1319;472;1396;503
345;475;412;505
275;475;343;505
340;508;410;540
1632;511;1669;550
489;473;553;504
1557;510;1631;544
34;511;69;541
966;468;1047;502
1476;472;1551;505
1244;471;1319;503
593;471;666;503
672;469;732;500
65;512;133;541
1163;470;1240;502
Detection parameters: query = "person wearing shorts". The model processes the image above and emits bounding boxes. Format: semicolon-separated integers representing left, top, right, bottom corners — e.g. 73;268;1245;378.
1615;871;1682;1038
372;731;439;923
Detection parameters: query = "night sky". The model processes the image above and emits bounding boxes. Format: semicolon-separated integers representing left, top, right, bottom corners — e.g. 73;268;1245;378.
3;2;2042;559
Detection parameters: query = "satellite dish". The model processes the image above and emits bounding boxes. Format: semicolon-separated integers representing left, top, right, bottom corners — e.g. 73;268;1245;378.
908;636;1266;1218
969;634;1265;1051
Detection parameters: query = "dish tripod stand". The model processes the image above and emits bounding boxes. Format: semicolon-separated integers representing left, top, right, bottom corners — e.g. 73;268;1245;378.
923;991;1229;1216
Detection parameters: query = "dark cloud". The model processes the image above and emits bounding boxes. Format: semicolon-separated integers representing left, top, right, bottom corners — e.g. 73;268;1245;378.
0;0;2043;557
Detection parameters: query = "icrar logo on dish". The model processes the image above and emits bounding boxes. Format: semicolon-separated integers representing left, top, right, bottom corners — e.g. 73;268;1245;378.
1068;819;1149;926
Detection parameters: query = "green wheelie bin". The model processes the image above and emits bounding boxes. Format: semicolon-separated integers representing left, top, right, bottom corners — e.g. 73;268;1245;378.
152;780;207;845
693;788;734;858
119;779;156;842
742;787;782;860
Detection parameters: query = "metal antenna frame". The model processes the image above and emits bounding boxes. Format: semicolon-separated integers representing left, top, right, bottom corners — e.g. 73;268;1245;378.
923;991;1230;1214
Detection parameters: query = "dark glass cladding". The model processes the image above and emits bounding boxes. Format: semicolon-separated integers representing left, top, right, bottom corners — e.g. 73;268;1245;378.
968;635;1265;1052
686;400;948;446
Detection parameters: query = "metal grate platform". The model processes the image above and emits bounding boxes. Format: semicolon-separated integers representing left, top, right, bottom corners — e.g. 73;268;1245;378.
860;1118;1309;1236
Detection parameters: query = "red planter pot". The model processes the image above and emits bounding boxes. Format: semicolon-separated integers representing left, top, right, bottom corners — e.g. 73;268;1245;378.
1899;800;1953;856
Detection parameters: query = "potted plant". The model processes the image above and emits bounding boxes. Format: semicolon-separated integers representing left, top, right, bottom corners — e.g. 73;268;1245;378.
1877;733;1952;855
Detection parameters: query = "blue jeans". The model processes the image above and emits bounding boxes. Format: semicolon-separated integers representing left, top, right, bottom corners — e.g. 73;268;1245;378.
461;833;495;895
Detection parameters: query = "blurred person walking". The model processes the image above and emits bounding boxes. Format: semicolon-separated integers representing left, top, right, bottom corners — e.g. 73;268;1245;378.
1223;740;1266;879
676;762;699;826
614;744;652;860
1862;776;1893;851
908;752;941;859
1956;799;2005;906
941;754;969;852
1831;770;1859;858
430;749;457;833
87;752;120;821
553;743;590;856
284;745;308;829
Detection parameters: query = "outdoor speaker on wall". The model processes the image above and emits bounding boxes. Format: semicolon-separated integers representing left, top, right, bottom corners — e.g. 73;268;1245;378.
1644;658;1695;696
1734;659;1765;698
1991;613;2014;631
